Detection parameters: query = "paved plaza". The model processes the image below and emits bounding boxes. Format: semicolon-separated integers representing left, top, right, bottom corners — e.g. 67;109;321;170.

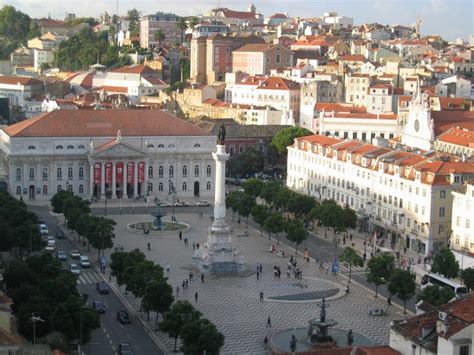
95;210;410;354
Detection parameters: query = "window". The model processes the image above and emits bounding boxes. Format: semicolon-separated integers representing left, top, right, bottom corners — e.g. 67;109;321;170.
182;182;187;191
148;166;153;178
467;219;471;229
456;216;461;226
29;168;34;181
276;54;281;63
147;143;154;148
67;184;73;192
147;182;153;192
57;185;62;192
78;145;85;149
182;165;188;177
439;207;445;217
206;181;211;190
67;145;74;149
206;165;211;176
194;143;201;147
79;184;83;194
43;185;48;195
169;165;174;177
16;186;21;195
168;144;175;148
68;167;73;179
79;167;84;180
158;166;164;178
459;345;470;355
28;145;36;150
440;190;446;198
57;168;62;180
194;165;199;177
56;145;63;149
157;144;164;148
158;182;163;191
16;168;21;181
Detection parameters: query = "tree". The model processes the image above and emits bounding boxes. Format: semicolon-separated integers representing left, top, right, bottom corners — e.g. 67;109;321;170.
250;205;270;235
123;260;164;309
180;318;224;355
318;200;347;235
50;190;74;214
307;205;322;231
236;193;256;225
343;205;357;231
127;9;141;36
0;6;31;41
271;126;312;155
431;247;460;278
461;268;474;291
227;148;264;178
263;212;286;244
110;249;146;288
259;181;281;208
241;178;265;198
142;279;174;330
160;300;202;352
225;190;242;220
339;247;364;283
287;193;317;219
176;17;188;44
416;285;455;306
272;187;293;212
388;269;416;313
189;17;199;30
154;28;165;47
367;253;395;297
83;216;116;260
285;219;307;254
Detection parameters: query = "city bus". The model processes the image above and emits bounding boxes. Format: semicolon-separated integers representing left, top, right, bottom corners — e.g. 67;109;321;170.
421;273;468;298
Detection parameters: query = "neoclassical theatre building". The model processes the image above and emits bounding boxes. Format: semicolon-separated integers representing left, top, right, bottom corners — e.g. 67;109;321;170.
0;109;216;201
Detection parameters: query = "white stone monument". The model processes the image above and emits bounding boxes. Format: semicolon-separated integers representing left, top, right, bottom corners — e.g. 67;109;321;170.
192;124;246;274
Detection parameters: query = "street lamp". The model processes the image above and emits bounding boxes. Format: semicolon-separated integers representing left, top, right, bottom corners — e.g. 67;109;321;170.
168;179;176;219
29;313;45;345
104;198;107;216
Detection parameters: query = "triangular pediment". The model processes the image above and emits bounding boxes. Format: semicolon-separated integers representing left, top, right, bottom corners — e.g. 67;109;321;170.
90;140;148;158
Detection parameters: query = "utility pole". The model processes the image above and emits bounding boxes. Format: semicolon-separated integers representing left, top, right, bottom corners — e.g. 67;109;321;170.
29;313;45;345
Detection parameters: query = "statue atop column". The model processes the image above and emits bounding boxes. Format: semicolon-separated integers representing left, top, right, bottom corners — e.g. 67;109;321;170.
217;123;226;145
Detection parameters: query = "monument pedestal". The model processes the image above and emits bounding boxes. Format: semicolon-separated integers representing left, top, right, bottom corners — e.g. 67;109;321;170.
192;143;246;274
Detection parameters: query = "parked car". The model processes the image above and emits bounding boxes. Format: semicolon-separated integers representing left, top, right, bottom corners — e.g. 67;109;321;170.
39;224;49;235
118;342;133;355
79;256;90;268
47;236;55;243
92;300;106;314
197;200;210;206
96;282;110;294
69;250;80;259
56;250;67;261
56;231;65;239
116;310;131;324
45;240;56;252
159;201;172;207
69;264;80;276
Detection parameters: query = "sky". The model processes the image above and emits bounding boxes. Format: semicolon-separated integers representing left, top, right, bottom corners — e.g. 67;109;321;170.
1;0;473;40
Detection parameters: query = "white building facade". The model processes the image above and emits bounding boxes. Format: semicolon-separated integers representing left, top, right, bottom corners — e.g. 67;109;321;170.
0;110;216;202
451;180;474;255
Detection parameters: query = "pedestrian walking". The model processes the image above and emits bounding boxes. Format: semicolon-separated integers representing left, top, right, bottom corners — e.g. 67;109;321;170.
264;335;269;350
256;271;260;280
189;271;193;281
185;279;188;289
182;280;185;289
196;242;200;249
166;263;170;273
194;291;198;302
179;231;182;240
259;291;264;302
184;238;188;246
266;316;272;327
176;285;179;296
201;273;204;282
192;242;196;250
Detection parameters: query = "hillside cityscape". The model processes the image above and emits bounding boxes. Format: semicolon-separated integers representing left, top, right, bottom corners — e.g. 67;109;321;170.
0;2;473;355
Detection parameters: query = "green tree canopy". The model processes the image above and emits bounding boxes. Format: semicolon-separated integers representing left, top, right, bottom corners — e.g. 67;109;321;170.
416;285;455;306
339;247;364;283
367;253;395;297
250;204;270;235
241;178;265;198
272;187;293;212
461;268;474;291
180;318;225;355
271;126;312;155
176;17;188;44
236;193;256;225
227;148;264;178
431;247;460;279
110;249;146;287
287;193;317;219
264;212;286;243
388;269;416;313
0;5;31;41
127;9;141;36
259;181;281;207
285;219;307;254
143;279;174;330
318;200;347;234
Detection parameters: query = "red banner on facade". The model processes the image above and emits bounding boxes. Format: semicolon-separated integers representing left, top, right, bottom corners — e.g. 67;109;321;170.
105;162;112;184
116;162;124;184
127;162;134;184
94;163;101;184
138;162;145;183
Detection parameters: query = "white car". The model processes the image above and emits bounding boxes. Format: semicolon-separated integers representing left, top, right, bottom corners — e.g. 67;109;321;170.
69;264;80;276
197;200;210;207
45;240;56;252
79;256;90;268
39;224;49;235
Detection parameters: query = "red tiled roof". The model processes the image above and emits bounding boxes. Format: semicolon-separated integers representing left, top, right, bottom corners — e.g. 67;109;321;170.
95;86;128;93
219;8;258;20
340;55;365;62
3;110;211;138
257;77;300;90
437;127;474;147
233;44;284;53
269;13;288;19
143;77;166;86
0;76;43;86
111;65;159;75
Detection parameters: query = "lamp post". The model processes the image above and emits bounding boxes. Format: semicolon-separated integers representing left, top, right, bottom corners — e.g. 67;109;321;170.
169;179;176;219
104;198;107;216
29;313;45;345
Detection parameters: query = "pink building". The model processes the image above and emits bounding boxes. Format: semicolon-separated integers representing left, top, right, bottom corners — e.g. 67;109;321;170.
232;44;293;75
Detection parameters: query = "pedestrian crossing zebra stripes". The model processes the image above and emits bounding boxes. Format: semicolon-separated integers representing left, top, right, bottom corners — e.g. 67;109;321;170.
77;272;102;285
318;261;366;274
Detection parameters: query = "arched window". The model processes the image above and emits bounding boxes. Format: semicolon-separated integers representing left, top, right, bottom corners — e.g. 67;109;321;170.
157;144;165;148
56;145;63;149
43;185;48;195
158;182;163;191
68;167;73;179
16;186;21;195
42;168;48;180
79;167;84;180
206;181;211;190
158;166;163;178
78;145;85;149
206;164;211;176
148;182;153;192
194;165;199;177
182;182;187;191
182;165;187;177
67;145;74;149
29;168;35;180
67;184;73;192
28;145;36;150
148;166;153;178
169;165;174;177
147;143;154;148
169;181;174;192
57;185;62;192
57;167;62;180
79;185;84;194
168;144;175;148
16;168;21;181
194;143;201;147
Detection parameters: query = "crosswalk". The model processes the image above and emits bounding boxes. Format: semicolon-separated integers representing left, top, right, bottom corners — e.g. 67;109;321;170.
318;261;366;274
77;271;102;285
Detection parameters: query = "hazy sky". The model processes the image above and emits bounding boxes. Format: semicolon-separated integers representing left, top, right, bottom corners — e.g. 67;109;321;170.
1;0;472;40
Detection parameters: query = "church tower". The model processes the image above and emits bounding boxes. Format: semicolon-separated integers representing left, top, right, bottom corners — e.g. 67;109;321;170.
248;3;256;13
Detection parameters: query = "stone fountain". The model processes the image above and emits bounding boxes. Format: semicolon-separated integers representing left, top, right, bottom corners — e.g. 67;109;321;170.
307;298;338;345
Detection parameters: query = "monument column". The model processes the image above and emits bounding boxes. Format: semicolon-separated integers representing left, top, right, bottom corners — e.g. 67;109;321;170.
100;162;105;198
112;162;117;199
89;162;94;199
212;145;228;223
133;160;138;198
123;161;128;199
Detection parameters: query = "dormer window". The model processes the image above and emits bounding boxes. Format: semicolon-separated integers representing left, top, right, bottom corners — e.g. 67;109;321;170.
416;172;421;180
147;143;154;148
67;145;74;149
194;143;201;147
56;145;63;149
28;145;36;150
78;145;85;149
157;144;164;148
168;144;175;148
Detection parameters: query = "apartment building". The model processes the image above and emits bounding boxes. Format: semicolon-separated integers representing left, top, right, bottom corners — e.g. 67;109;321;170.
287;134;474;256
140;12;180;48
232;44;293;75
345;73;371;107
451;180;474;254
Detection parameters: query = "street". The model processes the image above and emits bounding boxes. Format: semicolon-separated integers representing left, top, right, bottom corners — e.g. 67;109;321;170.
32;206;162;355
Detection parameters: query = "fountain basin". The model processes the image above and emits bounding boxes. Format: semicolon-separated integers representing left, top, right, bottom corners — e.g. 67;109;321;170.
127;220;189;235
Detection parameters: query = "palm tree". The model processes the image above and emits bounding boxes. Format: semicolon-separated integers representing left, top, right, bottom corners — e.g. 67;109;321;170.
189;17;199;30
154;28;165;48
176;17;188;44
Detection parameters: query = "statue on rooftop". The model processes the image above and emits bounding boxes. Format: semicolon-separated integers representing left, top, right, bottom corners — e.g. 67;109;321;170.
217;123;226;145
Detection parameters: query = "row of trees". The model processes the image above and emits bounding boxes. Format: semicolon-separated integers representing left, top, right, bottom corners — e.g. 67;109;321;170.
51;191;115;261
0;190;43;257
110;250;224;354
226;179;357;254
4;254;100;350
